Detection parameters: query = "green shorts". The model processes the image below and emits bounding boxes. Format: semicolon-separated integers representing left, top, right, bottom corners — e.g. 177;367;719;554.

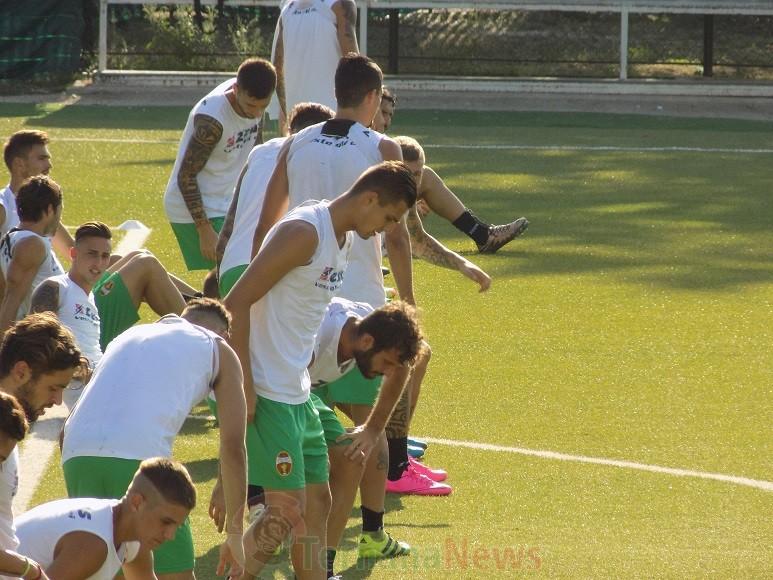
93;271;140;351
218;264;248;296
63;456;194;574
248;395;331;490
170;217;225;271
208;392;345;487
313;367;382;407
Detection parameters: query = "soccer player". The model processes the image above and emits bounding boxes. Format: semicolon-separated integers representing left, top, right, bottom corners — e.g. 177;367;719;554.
31;221;188;367
376;88;529;253
15;458;196;579
2;130;74;252
309;298;429;577
217;102;335;296
163;58;276;294
224;161;417;579
0;391;47;579
0;313;83;555
61;299;247;579
0;176;65;334
272;0;358;134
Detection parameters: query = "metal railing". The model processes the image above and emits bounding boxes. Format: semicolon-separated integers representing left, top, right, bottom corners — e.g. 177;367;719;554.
98;0;773;80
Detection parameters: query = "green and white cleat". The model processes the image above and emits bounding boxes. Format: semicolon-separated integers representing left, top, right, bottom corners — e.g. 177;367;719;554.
358;529;411;559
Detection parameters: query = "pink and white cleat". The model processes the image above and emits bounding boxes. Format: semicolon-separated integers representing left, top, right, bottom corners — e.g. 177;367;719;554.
385;464;452;496
408;456;448;482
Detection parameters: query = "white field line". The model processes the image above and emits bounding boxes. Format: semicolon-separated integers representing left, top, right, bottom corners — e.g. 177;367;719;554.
183;413;771;493
54;136;773;155
421;436;773;493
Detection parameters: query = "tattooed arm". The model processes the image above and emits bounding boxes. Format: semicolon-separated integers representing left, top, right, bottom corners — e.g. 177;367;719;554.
216;162;249;269
333;0;359;55
405;206;491;292
177;113;224;262
272;20;288;135
30;279;61;315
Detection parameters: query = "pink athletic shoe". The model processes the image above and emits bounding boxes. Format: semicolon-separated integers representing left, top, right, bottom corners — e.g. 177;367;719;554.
385;465;452;496
408;456;448;482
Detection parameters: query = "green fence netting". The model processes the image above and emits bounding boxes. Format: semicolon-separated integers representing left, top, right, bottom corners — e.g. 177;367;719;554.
0;0;84;80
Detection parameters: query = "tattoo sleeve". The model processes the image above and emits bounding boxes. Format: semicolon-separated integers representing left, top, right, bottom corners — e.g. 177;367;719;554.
406;206;465;270
177;114;223;225
336;0;359;54
30;281;60;314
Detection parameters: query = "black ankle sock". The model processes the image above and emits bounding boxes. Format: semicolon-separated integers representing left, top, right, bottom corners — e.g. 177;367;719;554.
361;505;384;533
247;485;265;507
452;209;490;246
387;436;409;481
326;549;336;578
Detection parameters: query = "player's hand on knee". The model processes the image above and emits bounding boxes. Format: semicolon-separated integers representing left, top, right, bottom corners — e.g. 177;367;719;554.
217;533;245;578
338;425;379;465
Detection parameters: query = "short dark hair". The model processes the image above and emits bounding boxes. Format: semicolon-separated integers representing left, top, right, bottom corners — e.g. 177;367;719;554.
75;221;112;243
0;392;28;442
136;457;196;510
393;136;423;163
350;160;417;208
236;58;277;100
288;102;335;134
3;130;49;172
358;301;422;365
16;175;62;223
381;87;396;107
182;298;232;334
335;53;382;109
0;313;84;380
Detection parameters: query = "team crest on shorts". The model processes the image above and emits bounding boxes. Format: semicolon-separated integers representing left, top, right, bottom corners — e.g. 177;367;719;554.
99;280;114;296
275;451;293;477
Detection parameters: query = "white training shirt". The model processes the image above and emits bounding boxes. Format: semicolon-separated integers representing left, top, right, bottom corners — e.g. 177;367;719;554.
40;273;102;368
0;229;64;320
164;79;260;223
220;137;285;275
277;0;341;114
16;498;139;579
250;201;352;404
61;316;220;463
0;186;19;239
310;297;373;386
0;448;20;552
287;119;388;307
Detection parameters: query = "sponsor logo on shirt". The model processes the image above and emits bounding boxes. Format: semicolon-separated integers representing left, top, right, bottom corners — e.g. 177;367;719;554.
225;125;259;153
74;303;100;324
311;136;355;149
276;451;293;476
315;266;344;291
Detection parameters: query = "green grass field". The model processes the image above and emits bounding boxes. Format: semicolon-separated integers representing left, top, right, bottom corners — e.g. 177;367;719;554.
4;102;772;578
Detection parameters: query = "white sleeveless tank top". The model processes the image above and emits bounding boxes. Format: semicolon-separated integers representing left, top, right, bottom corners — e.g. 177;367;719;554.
0;228;64;319
249;201;352;404
280;0;341;113
16;498;139;579
220;137;285;275
287;119;387;306
164;79;260;223
42;273;102;368
61;316;221;462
